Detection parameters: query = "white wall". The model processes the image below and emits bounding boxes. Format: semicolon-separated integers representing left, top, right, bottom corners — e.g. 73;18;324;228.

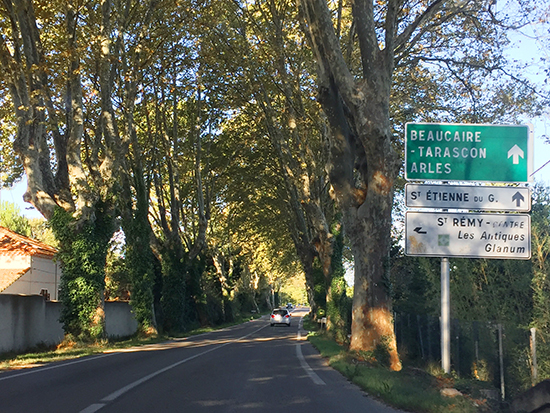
105;301;139;338
0;253;30;269
0;295;137;354
2;256;62;300
0;295;63;353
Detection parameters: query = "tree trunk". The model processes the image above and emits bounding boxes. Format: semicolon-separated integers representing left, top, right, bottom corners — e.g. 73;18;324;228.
297;245;319;316
299;0;401;370
345;199;400;369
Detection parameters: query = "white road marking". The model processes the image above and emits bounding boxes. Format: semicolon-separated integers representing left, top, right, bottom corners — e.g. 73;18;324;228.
296;317;326;385
0;319;265;384
80;324;269;412
0;353;118;382
79;403;106;413
2;315;326;410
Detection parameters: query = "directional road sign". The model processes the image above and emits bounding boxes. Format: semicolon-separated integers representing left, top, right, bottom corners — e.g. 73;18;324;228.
405;184;531;212
405;123;533;182
405;211;531;259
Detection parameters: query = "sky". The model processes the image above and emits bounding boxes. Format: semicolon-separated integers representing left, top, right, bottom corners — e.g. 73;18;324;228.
511;15;550;185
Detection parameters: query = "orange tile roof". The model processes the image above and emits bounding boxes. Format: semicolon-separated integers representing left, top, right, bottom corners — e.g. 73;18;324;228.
0;226;57;258
0;268;29;292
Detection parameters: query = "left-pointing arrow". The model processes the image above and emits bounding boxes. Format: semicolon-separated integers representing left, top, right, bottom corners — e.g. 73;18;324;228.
414;227;427;234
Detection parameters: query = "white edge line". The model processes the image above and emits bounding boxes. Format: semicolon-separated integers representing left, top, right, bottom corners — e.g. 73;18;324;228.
0;318;265;384
79;404;106;413
296;318;325;385
0;352;118;382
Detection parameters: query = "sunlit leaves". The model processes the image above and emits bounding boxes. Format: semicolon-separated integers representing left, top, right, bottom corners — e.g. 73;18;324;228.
0;201;31;236
0;103;23;186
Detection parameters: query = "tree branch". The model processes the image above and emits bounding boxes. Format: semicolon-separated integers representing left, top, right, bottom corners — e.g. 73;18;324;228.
299;0;356;106
394;0;445;60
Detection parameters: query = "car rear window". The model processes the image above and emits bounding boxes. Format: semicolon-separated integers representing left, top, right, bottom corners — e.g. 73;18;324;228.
274;309;287;315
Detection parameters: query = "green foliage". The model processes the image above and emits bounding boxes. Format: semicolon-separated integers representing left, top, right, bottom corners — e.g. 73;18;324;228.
449;258;532;325
159;245;189;333
159;249;206;333
529;183;550;384
327;222;353;344
104;253;131;301
51;204;115;341
327;275;352;342
0;112;24;187
197;257;227;326
390;246;440;317
372;336;392;369
28;218;57;247
0;201;31;236
352;335;393;368
279;272;308;306
311;262;326;314
123;221;156;331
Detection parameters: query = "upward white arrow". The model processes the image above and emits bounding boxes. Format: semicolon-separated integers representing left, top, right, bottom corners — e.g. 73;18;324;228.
507;144;524;164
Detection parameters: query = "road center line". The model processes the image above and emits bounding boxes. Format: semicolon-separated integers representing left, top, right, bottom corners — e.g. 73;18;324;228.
296;317;326;385
80;323;269;413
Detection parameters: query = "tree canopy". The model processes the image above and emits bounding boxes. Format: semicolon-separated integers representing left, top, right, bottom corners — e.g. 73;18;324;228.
0;0;548;379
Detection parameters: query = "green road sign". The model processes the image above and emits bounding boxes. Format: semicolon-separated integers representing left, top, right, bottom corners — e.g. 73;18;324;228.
405;123;533;182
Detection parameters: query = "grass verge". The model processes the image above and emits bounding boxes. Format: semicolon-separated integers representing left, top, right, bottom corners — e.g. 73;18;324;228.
307;332;498;413
0;313;262;372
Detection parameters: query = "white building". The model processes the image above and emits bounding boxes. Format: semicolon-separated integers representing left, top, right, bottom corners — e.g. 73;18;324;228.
0;226;61;300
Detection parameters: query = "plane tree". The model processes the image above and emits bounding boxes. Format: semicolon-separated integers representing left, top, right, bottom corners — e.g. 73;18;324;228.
0;0;188;338
126;2;303;329
1;0;544;345
194;0;350;330
0;0;314;336
0;0;122;338
298;0;545;370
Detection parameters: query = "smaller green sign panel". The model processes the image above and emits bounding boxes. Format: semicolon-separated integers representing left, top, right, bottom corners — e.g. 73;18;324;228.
405;123;533;182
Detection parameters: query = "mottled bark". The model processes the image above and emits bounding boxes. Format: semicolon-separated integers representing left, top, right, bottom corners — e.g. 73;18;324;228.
300;0;402;370
258;84;331;317
0;0;159;339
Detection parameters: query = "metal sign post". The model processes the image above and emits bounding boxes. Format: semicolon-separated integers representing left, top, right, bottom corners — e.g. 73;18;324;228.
441;257;451;374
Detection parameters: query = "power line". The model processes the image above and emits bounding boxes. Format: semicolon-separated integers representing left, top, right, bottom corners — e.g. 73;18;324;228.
531;158;550;177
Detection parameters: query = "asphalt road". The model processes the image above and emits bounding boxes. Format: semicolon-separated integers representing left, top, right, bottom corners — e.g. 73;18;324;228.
0;307;402;413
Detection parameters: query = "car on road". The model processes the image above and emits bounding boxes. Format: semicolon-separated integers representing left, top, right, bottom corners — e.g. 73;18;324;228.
286;303;294;309
270;308;291;327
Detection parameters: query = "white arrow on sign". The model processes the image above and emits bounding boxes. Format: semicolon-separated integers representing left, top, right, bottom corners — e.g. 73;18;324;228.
508;144;524;164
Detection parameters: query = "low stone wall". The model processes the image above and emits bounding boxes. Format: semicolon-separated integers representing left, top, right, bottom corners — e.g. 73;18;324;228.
0;294;137;354
104;300;139;338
